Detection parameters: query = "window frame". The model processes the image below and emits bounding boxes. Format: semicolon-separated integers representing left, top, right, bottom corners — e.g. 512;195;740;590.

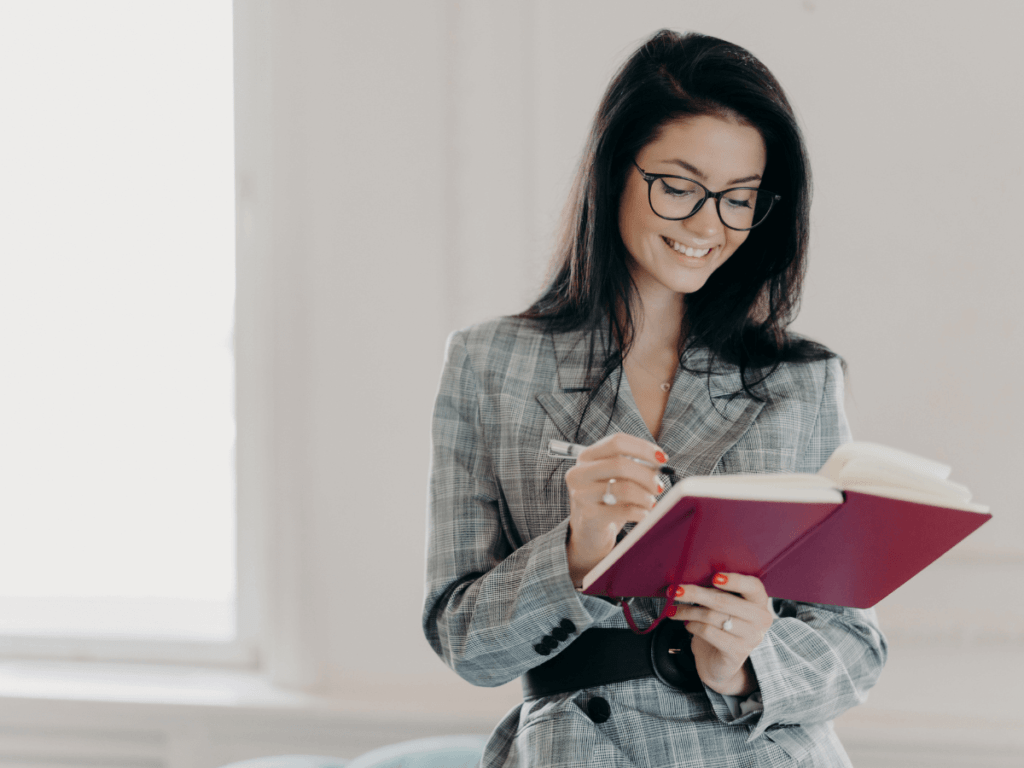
0;1;262;672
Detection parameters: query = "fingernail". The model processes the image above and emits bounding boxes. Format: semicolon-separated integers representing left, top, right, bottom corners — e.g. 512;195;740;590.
674;586;686;598
656;482;664;494
650;495;657;507
666;585;676;597
713;573;729;586
666;605;677;617
655;450;667;464
683;620;690;626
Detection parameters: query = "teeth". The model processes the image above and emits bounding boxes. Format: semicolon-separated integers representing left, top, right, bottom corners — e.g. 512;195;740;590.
664;237;711;257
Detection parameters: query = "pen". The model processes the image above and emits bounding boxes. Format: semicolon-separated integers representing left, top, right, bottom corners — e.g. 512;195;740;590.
547;439;676;477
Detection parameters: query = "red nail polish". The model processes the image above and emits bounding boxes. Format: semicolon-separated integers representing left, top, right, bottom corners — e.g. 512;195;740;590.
657;482;665;494
674;586;686;598
666;605;677;617
655;450;667;464
713;573;729;586
683;620;690;626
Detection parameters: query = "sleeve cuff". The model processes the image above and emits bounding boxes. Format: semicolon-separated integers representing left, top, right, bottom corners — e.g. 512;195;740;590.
524;517;621;628
706;687;765;726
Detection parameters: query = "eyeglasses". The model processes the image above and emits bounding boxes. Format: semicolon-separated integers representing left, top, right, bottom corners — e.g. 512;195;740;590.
632;160;781;231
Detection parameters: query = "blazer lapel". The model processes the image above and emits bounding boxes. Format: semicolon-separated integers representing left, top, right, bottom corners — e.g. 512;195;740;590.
536;329;765;480
655;351;766;479
535;327;638;449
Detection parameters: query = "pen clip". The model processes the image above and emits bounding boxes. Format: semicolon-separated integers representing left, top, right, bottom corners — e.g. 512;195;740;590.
546;439;579;459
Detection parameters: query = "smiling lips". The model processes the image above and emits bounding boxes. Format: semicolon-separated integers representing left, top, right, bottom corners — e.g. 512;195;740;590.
662;236;712;258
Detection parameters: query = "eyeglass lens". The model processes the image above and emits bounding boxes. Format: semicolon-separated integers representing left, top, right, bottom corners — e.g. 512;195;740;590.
651;177;773;230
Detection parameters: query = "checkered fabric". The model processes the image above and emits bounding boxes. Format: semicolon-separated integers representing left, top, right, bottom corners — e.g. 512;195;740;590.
423;317;887;767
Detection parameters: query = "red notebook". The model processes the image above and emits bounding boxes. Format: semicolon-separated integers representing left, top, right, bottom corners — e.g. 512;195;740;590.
580;442;991;608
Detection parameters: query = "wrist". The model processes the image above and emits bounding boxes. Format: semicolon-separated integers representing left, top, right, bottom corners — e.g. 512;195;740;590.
565;537;595;588
565;523;609;587
714;660;758;697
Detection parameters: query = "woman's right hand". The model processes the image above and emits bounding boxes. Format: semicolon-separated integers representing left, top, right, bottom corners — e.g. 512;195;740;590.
564;432;667;586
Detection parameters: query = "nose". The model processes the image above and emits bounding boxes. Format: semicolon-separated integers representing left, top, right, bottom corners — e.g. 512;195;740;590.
684;198;724;239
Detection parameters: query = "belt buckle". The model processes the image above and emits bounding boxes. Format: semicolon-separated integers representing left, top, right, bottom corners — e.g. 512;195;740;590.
650;620;704;693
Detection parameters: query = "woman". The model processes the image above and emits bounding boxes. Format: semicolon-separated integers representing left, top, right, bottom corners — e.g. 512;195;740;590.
423;30;886;767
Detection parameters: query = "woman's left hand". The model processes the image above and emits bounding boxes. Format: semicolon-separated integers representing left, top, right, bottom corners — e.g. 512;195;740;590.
669;572;774;696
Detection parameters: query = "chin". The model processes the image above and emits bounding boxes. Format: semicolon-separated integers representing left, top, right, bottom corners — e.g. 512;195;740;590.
676;278;712;296
666;266;716;295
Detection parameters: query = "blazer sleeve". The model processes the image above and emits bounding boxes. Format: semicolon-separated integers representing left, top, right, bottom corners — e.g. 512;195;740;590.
422;330;620;687
706;356;889;740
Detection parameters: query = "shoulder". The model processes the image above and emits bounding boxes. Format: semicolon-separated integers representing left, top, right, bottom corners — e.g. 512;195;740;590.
745;329;845;405
760;345;850;458
763;352;844;405
717;345;848;474
691;336;843;406
444;316;555;393
448;315;546;355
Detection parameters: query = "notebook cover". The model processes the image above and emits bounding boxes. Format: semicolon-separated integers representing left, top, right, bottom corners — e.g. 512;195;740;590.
582;491;992;608
760;490;992;607
582;495;840;599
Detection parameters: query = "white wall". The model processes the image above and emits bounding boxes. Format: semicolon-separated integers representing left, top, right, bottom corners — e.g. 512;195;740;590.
6;4;1023;767
523;1;1024;647
231;0;1023;760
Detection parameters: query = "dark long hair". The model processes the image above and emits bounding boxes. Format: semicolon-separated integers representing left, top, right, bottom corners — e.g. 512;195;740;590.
519;30;835;401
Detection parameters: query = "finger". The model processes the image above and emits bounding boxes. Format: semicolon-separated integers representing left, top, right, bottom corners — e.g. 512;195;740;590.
672;584;765;626
671;604;735;631
674;608;766;646
571;501;648;530
577;432;668;467
566;467;659;508
567;457;664;496
582;481;656;515
571;484;654;529
709;572;770;605
684;619;751;655
571;453;664;493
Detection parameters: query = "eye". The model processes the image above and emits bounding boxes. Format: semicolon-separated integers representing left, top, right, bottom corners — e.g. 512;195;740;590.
658;178;698;198
723;190;756;210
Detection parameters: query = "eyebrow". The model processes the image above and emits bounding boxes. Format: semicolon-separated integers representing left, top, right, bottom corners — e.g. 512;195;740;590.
664;159;762;186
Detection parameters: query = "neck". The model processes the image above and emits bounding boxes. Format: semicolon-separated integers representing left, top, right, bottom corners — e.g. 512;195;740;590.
627;293;684;358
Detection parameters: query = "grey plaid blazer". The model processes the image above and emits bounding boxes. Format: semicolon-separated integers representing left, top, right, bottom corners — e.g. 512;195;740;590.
423;316;887;767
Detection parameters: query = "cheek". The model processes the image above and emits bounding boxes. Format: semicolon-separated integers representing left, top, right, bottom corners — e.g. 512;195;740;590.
723;230;751;257
618;197;647;246
618;179;658;248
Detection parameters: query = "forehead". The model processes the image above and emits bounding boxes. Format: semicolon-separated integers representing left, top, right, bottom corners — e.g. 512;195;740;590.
639;115;767;182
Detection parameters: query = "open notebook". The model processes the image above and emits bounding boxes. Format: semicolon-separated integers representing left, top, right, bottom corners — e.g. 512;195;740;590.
580;441;991;608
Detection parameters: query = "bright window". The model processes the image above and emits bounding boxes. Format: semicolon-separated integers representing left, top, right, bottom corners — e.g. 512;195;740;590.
0;1;235;642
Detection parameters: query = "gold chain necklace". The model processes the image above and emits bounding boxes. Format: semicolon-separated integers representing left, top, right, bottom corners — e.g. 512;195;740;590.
624;354;675;393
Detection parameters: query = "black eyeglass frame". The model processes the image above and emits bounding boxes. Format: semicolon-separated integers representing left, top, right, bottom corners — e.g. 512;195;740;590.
632;160;781;232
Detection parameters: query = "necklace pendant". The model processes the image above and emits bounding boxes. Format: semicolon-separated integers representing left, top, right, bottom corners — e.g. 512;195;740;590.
660;382;671;393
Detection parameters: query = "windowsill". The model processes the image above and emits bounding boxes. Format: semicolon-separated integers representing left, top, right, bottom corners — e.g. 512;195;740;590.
0;658;513;763
0;642;1021;753
0;656;521;726
0;657;311;710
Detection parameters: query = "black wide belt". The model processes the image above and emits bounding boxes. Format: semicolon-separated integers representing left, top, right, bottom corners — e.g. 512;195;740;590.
521;622;704;699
